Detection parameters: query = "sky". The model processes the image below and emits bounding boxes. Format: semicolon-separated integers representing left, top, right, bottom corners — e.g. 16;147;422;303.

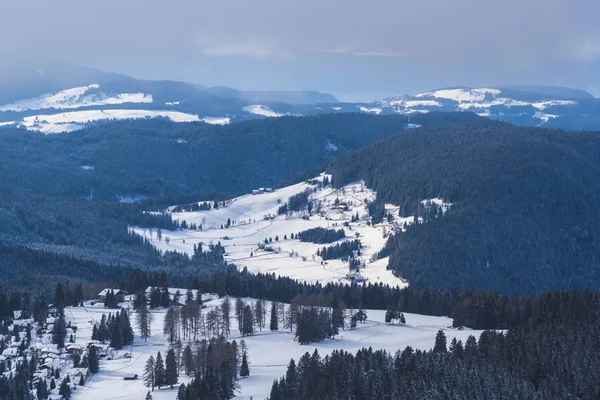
2;0;600;101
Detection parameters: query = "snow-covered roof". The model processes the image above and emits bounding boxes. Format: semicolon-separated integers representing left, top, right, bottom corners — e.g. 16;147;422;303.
70;368;88;376
98;288;128;297
2;348;18;357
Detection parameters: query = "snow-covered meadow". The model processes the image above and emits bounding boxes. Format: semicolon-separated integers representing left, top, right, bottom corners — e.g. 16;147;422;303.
66;296;482;400
130;175;441;287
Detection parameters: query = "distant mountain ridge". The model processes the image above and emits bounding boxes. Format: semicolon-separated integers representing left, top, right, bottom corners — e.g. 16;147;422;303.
1;61;600;133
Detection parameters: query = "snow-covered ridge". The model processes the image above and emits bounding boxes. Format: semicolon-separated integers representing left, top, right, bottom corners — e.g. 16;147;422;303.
0;84;153;112
378;87;578;125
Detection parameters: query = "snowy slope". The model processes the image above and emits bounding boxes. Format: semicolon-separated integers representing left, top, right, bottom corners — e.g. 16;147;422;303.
66;297;485;400
17;109;200;134
0;84;152;111
377;87;580;126
132;175;450;288
242;105;287;117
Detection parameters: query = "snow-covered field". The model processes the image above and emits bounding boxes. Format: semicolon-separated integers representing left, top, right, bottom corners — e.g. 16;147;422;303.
67;297;483;400
201;116;231;125
18;109;200;134
0;85;152;112
242;105;286;118
132;175;450;288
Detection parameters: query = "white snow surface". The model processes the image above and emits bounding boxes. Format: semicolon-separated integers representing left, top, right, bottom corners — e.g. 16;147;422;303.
380;87;578;117
201;116;231;125
131;175;449;288
0;85;153;111
66;297;485;400
242;105;286;117
18;109;200;134
358;106;382;114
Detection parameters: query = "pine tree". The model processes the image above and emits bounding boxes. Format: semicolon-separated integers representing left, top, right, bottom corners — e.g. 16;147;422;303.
165;349;178;389
163;307;179;344
137;293;154;342
145;390;153;400
110;319;123;349
177;384;186;400
59;378;72;399
52;313;67;348
143;355;155;391
154;352;165;389
433;329;447;353
240;351;250;378
88;346;99;374
36;379;49;400
54;282;66;311
270;302;278;331
183;345;195;376
242;305;254;337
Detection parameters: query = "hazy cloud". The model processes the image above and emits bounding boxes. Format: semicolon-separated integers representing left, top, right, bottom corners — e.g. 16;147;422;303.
1;0;600;99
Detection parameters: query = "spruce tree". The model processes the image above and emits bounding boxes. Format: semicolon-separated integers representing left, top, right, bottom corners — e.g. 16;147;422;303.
240;351;250;378
165;349;178;389
143;355;155;391
137;294;154;342
270;302;278;331
88;346;99;374
242;305;254;337
154;352;165;389
52;313;67;348
433;329;447;353
177;384;186;400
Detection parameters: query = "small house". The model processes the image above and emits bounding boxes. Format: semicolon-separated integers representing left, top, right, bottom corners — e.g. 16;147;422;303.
98;289;128;303
123;373;138;380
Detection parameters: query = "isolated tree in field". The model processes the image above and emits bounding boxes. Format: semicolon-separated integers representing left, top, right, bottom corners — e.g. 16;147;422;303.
145;390;153;400
154;352;165;389
240;351;250;378
88;346;99;373
270;302;278;331
165;349;178;388
137;293;154;342
143;355;155;391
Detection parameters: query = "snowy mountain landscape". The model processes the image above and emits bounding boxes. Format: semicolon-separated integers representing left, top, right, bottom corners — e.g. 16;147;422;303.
2;64;600;134
131;174;450;288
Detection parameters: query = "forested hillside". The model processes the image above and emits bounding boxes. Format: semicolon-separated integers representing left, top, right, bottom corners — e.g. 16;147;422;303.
269;291;600;399
329;121;600;295
0;113;479;201
0;112;479;289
